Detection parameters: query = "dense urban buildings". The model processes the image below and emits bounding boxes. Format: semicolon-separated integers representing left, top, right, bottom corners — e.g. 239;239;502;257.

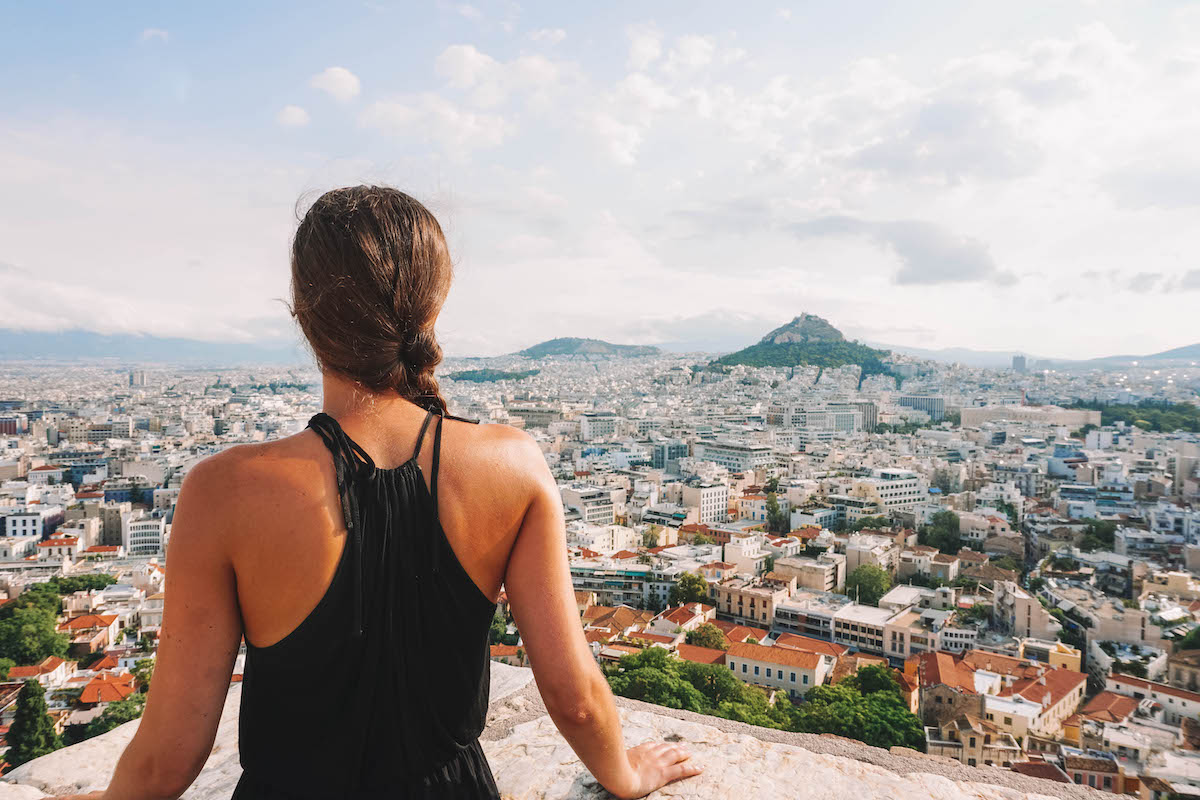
1;343;1199;792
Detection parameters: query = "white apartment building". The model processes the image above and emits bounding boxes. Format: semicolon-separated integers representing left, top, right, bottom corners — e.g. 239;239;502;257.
122;512;167;557
682;482;729;524
692;439;775;472
724;533;769;577
579;411;619;440
561;484;620;526
3;504;64;538
568;523;639;555
832;603;896;655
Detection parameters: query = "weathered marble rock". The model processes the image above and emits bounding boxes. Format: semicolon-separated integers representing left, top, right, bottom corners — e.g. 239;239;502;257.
483;708;1063;800
5;664;1093;800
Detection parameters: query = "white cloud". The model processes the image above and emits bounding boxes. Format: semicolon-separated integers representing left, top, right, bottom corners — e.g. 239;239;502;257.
627;25;662;71
529;28;566;44
310;66;361;102
276;105;311;127
435;44;565;108
664;35;715;73
360;94;512;156
140;28;169;43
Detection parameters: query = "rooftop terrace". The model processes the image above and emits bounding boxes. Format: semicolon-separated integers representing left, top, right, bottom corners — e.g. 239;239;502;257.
5;664;1108;799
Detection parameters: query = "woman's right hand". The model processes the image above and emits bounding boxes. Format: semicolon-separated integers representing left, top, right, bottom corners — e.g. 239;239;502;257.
608;741;704;799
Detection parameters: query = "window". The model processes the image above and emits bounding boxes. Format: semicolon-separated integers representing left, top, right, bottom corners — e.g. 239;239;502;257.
969;737;976;748
754;666;759;676
1004;716;1012;725
968;758;976;766
1103;777;1111;789
1074;775;1082;785
766;668;772;678
1088;775;1096;788
803;674;809;684
730;663;735;670
742;664;747;673
790;672;796;683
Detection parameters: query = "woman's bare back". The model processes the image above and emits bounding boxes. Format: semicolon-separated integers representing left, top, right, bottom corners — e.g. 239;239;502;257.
217;404;535;649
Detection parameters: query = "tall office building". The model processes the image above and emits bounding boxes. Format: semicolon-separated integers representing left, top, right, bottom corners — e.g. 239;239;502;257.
1012;355;1027;374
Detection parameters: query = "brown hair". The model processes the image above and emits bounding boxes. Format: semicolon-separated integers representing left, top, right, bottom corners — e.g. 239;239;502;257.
290;185;451;414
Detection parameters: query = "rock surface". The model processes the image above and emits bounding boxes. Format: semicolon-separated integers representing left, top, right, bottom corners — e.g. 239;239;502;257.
7;664;1099;799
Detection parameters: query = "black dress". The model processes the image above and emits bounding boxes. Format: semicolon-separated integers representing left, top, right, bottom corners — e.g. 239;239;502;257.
232;409;500;799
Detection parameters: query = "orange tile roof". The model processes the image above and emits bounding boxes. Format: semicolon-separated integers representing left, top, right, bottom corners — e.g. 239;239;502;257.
1008;668;1087;709
57;614;118;632
675;644;726;665
773;633;849;657
1080;691;1139;723
80;673;136;704
911;651;977;692
962;650;1044;680
726;641;821;670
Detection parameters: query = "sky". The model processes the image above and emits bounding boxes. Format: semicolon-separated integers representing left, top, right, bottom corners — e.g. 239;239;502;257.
2;1;1199;359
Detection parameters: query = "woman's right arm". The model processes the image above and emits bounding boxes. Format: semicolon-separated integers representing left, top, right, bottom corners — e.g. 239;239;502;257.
503;438;702;799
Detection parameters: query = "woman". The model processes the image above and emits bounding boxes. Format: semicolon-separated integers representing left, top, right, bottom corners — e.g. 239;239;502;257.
54;187;701;799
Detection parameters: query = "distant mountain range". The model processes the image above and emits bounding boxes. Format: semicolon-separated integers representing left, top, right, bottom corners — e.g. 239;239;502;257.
0;328;306;365
877;342;1200;369
711;314;893;377
1;325;1195;371
515;337;661;358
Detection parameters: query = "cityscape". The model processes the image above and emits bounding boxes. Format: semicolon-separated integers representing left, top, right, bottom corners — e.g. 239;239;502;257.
0;310;1198;796
4;2;1200;798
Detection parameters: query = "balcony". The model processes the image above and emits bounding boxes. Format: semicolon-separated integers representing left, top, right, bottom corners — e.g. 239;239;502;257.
4;664;1103;799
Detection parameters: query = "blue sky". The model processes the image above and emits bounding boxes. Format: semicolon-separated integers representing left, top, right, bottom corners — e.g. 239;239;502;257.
2;1;1199;358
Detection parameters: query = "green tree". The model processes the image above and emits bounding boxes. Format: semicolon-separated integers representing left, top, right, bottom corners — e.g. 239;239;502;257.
0;656;13;680
764;476;780;494
0;607;68;665
684;623;729;650
6;679;62;767
668;573;709;606
843;664;900;697
848;516;890;532
765;493;789;534
790;675;924;750
918;511;961;554
488;609;509;644
845;565;892;606
132;658;155;692
642;526;662;549
691;532;714;546
83;693;147;739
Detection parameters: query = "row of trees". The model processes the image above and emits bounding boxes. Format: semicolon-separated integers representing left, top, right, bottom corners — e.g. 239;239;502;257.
607;649;924;750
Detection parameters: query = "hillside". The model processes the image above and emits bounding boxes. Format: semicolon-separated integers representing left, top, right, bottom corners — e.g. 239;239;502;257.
446;368;539;383
712;314;893;376
516;337;660;358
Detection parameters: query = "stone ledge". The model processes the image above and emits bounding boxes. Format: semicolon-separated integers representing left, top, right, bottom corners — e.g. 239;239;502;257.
6;664;1103;799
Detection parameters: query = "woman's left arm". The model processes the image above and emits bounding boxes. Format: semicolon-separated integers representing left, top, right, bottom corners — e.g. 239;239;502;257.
92;457;244;800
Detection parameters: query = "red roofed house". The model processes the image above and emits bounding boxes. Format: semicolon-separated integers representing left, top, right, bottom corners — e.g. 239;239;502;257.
489;644;527;667
697;562;737;581
57;613;120;655
724;641;833;698
37;536;79;561
647;603;715;636
773;632;849;658
83;544;125;560
7;656;74;688
675;644;726;666
79;672;137;707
